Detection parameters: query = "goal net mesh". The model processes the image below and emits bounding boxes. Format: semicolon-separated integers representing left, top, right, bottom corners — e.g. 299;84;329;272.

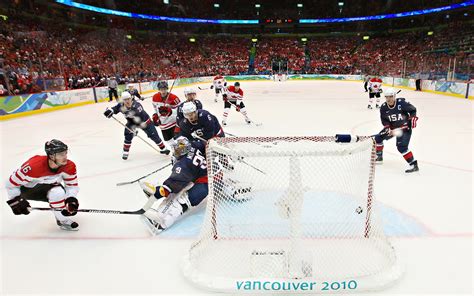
182;136;401;292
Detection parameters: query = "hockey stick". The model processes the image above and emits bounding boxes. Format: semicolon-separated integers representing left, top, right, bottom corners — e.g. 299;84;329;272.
198;86;209;90
116;163;172;186
30;207;146;215
225;99;263;127
110;115;164;154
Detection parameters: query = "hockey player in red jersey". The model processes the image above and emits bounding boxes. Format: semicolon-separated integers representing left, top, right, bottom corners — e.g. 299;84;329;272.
222;82;251;126
5;140;80;231
151;80;181;145
211;74;227;102
368;76;383;109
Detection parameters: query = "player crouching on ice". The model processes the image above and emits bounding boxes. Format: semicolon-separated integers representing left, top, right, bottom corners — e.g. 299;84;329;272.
5;140;80;231
139;137;208;235
104;92;170;160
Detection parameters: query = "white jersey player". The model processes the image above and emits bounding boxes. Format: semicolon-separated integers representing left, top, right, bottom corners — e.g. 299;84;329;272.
211;74;227;102
368;77;383;109
5;140;80;231
222;82;251;125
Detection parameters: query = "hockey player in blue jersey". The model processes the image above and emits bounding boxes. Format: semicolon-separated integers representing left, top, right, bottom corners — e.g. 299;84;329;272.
103;92;170;159
335;88;419;173
177;101;224;141
175;87;203;129
125;84;142;100
140;136;209;234
374;88;419;173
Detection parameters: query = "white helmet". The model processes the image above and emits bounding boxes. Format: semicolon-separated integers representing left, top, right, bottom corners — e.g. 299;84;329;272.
121;91;132;100
182;101;197;115
183;87;197;96
384;88;397;97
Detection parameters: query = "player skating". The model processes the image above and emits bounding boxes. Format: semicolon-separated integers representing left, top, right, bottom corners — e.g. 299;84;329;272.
104;92;170;160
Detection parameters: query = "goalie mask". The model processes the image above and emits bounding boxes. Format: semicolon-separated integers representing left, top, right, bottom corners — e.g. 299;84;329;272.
172;136;191;159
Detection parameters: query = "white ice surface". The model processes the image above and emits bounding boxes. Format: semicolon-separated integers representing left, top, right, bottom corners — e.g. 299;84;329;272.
1;80;472;295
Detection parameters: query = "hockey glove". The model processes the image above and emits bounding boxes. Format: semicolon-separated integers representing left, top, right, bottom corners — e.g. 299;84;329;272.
222;93;228;101
7;196;30;215
104;109;113;118
380;126;391;137
158;106;172;116
235;106;241;112
154;186;170;200
410;116;418;128
152;113;160;126
62;197;79;216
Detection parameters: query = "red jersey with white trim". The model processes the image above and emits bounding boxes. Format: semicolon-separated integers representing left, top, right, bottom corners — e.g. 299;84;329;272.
152;92;181;130
6;155;79;200
225;86;244;101
213;75;226;90
369;78;383;93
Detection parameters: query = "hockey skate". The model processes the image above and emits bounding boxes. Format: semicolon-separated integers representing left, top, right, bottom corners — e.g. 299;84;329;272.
367;105;373;109
160;148;170;155
56;219;79;231
122;151;129;160
375;154;383;162
405;160;419;173
375;104;380;109
221;120;227;126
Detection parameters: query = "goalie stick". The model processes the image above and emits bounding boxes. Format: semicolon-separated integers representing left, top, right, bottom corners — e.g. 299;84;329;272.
116;163;172;186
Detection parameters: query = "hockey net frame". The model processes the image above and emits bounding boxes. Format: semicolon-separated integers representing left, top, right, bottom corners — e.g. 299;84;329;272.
182;136;402;293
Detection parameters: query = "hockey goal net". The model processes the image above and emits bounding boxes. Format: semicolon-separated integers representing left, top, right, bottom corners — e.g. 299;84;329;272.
273;73;288;82
182;136;401;293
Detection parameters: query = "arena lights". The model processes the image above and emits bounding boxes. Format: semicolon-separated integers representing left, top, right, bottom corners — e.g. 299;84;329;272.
427;31;434;35
163;0;169;4
297;4;303;8
255;4;261;8
300;0;474;23
301;37;307;42
189;38;196;42
0;15;7;21
214;3;220;8
55;0;259;24
126;34;132;39
338;2;344;7
251;38;258;42
363;36;370;40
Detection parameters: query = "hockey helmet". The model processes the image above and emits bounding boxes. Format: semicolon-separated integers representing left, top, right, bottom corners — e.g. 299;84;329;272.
183;87;197;96
157;80;169;89
121;91;132;101
384;88;397;98
234;82;240;87
45;139;68;156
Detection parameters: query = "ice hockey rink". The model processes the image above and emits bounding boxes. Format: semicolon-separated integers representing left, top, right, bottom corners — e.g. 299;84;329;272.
1;80;472;295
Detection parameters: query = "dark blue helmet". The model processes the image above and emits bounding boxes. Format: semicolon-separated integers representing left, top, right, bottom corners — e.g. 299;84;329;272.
234;82;240;87
157;81;168;89
45;139;68;155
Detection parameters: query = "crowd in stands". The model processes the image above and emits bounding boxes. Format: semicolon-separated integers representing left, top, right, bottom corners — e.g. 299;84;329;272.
1;15;472;95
